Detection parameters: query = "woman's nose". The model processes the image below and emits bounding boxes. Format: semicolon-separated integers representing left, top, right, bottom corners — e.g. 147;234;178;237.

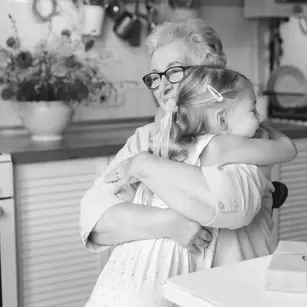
159;75;173;94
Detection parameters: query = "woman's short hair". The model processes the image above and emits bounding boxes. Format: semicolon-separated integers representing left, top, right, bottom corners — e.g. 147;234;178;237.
146;18;227;68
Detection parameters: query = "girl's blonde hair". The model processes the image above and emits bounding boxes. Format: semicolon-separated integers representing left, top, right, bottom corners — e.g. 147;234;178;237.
146;18;226;68
169;66;249;160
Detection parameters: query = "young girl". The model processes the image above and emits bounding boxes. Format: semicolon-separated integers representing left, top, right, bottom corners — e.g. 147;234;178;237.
85;66;297;307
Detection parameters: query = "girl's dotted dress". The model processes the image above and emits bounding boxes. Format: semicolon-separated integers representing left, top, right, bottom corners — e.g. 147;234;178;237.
85;134;218;307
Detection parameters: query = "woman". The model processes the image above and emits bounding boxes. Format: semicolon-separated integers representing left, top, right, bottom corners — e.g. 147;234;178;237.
83;66;296;306
80;19;282;269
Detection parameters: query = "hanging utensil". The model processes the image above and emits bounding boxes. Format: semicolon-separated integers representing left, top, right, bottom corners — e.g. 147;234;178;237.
81;0;106;36
105;0;123;21
127;0;142;47
113;7;134;39
145;0;158;34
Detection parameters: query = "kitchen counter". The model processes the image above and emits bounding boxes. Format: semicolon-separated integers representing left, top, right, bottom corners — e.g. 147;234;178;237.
267;118;307;139
0;117;153;164
0;117;306;164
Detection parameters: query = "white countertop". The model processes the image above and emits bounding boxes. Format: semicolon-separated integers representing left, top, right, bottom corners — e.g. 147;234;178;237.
163;255;307;307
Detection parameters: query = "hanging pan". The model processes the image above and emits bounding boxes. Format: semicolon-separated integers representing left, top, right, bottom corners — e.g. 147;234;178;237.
113;5;134;39
127;0;142;47
113;0;142;47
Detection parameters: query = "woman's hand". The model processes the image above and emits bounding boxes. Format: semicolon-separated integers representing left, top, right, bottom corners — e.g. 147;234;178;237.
104;152;150;191
103;158;138;191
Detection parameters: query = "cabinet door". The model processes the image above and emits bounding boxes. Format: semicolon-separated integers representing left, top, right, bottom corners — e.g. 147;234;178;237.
15;157;111;307
278;139;307;242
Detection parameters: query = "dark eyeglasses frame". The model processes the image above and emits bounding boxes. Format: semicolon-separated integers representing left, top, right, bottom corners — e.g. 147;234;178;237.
142;65;194;90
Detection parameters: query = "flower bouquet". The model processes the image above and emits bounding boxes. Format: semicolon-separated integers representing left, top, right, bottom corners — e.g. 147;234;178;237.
0;15;115;141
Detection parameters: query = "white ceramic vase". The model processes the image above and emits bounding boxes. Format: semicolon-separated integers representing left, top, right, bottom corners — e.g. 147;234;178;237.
16;101;75;142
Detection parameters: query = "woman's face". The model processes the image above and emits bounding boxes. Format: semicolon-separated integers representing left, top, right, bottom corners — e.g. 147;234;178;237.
150;40;192;109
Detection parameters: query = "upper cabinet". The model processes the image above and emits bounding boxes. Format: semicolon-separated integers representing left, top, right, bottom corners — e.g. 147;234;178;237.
244;0;307;18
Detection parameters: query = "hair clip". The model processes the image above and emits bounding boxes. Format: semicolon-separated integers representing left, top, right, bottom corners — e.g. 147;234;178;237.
207;85;223;102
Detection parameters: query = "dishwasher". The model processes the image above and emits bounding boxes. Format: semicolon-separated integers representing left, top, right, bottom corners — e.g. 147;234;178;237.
0;153;18;307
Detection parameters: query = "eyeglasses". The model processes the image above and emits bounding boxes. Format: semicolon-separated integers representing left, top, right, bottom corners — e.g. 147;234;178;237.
142;66;193;90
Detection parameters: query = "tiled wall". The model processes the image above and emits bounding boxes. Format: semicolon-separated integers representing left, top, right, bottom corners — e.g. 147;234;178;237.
0;0;261;128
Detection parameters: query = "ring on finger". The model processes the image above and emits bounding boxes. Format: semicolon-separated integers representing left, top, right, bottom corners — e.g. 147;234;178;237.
195;238;210;248
200;230;212;242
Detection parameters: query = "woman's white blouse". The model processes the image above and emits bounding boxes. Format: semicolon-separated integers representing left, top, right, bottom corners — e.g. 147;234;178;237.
79;123;277;266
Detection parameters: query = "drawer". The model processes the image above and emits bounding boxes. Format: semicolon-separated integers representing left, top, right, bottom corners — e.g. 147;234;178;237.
0;162;13;198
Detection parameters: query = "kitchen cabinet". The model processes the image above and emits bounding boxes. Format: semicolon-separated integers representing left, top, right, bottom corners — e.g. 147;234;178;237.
0;117;151;307
5;156;113;307
273;138;307;243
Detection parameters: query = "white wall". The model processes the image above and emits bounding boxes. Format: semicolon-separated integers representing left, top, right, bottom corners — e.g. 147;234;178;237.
281;18;307;73
0;0;261;128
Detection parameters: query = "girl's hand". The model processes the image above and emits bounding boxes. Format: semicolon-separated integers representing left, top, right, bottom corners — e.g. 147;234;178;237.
167;209;213;255
254;126;269;140
259;120;271;130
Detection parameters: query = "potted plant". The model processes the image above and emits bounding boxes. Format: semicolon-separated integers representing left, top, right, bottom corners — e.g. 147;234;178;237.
0;15;114;141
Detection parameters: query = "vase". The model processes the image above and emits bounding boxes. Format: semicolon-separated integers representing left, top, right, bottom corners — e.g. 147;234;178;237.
16;101;75;142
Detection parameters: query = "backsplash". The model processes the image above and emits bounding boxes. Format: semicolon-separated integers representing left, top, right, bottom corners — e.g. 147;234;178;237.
0;0;261;128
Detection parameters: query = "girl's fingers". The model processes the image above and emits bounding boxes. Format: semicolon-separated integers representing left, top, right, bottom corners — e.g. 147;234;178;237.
195;238;210;248
187;244;201;255
199;228;213;242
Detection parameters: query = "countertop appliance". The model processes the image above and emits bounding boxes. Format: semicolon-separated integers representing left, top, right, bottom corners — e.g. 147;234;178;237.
266;65;307;121
0;153;18;307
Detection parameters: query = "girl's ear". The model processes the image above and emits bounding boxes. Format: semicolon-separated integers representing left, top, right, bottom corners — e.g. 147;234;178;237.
216;109;228;130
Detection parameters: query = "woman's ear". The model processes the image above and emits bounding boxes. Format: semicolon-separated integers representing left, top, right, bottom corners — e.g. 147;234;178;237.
216;110;228;130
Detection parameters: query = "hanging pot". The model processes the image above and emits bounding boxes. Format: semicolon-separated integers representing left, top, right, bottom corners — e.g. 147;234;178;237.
113;0;142;46
113;9;134;39
82;4;106;36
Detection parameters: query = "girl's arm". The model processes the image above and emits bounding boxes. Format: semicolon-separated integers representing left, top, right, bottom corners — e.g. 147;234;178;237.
200;126;297;167
132;152;266;228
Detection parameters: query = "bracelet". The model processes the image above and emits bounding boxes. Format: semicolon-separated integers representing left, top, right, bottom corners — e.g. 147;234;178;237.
32;0;58;23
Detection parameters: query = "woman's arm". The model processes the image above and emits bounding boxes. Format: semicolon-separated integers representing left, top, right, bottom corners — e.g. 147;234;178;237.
79;125;171;251
80;124;212;253
90;203;211;255
200;127;297;167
